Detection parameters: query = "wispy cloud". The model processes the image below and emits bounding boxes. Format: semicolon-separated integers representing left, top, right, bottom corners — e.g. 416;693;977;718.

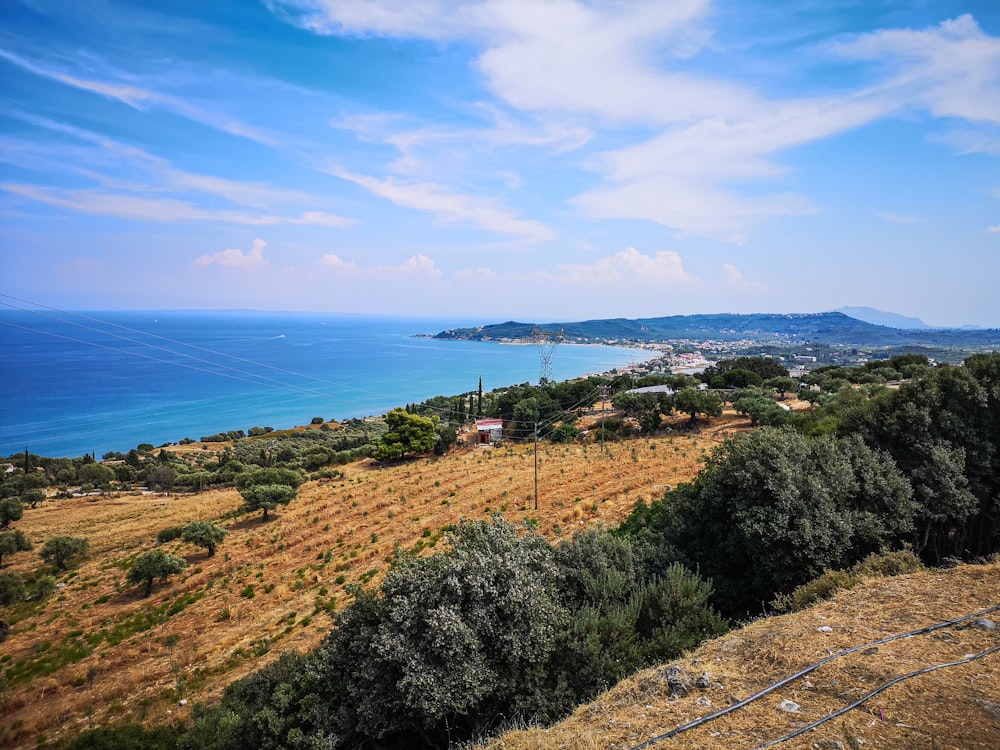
329;167;554;242
1;183;354;227
828;14;1000;125
988;225;1000;234
279;4;1000;243
0;49;278;145
194;239;270;269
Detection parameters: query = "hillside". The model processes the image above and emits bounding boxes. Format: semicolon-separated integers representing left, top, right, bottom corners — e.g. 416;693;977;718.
484;561;1000;750
434;312;1000;347
0;412;745;749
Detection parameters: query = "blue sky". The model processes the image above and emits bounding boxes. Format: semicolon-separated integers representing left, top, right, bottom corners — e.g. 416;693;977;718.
1;0;998;326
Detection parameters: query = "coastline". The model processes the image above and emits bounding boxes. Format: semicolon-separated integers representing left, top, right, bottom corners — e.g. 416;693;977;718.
3;311;655;460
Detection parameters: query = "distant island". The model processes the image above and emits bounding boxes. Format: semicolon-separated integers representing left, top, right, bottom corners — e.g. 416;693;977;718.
434;311;1000;348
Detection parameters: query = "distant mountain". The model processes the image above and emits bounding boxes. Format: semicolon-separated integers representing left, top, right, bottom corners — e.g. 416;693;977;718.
434;312;1000;348
837;307;932;330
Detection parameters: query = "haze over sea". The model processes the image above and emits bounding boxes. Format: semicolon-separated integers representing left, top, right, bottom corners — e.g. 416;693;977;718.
1;310;649;459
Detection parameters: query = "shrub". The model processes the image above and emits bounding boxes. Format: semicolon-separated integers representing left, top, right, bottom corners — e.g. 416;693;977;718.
549;423;579;444
156;526;185;544
851;548;922;579
773;569;858;613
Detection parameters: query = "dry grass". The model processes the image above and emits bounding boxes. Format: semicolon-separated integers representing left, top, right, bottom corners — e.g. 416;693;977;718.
0;412;744;749
483;562;1000;750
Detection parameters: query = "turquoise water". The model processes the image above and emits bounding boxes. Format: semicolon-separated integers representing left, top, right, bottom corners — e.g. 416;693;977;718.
0;310;648;459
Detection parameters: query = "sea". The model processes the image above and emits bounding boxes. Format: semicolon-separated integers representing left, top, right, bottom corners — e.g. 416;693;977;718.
0;309;650;460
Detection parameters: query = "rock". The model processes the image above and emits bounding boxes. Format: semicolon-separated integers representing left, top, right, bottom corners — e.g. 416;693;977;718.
179;699;187;706
696;696;712;707
817;625;833;633
776;699;801;713
696;672;712;688
974;618;998;631
663;666;691;697
813;741;844;749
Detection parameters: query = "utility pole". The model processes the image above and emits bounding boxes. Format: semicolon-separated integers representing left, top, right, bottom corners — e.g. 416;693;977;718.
533;422;539;511
598;385;609;451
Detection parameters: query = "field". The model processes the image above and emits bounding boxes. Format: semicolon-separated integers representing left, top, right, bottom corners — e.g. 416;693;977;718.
1;411;746;748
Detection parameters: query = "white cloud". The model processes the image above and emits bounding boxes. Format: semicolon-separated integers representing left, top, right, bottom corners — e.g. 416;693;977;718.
721;263;764;291
1;183;355;227
329;167;554;242
315;253;358;272
550;247;695;285
0;49;277;145
371;254;442;277
289;5;1000;243
194;239;269;269
313;252;441;278
829;14;1000;125
988;225;1000;234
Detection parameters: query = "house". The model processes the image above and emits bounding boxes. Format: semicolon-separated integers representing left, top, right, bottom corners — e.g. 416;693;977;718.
475;418;504;446
624;384;676;396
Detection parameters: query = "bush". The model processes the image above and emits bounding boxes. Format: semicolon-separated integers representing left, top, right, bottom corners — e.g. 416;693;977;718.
850;548;922;578
156;526;185;544
63;723;183;750
310;417;325;425
774;549;923;613
549;423;579;443
773;569;857;612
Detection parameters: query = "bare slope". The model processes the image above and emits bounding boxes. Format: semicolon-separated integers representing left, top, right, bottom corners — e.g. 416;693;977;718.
484;561;1000;750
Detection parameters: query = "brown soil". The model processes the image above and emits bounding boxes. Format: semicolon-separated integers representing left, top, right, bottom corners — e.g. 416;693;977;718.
1;412;743;749
482;562;1000;750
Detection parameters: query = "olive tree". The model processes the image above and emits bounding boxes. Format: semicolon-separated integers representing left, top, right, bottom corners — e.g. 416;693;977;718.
239;483;297;522
0;498;23;529
181;521;227;557
40;536;89;570
127;550;187;597
0;530;33;566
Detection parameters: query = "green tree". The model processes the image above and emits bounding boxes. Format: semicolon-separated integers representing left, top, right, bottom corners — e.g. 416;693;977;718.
372;408;438;461
613;391;673;434
316;516;565;745
239;483;297;521
40;536;89;570
0;571;26;605
673;387;722;423
181;521;227;557
0;497;24;529
127;550;187;597
21;488;46;509
0;530;33;566
622;428;915;617
844;360;998;561
765;376;800;400
78;462;116;489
